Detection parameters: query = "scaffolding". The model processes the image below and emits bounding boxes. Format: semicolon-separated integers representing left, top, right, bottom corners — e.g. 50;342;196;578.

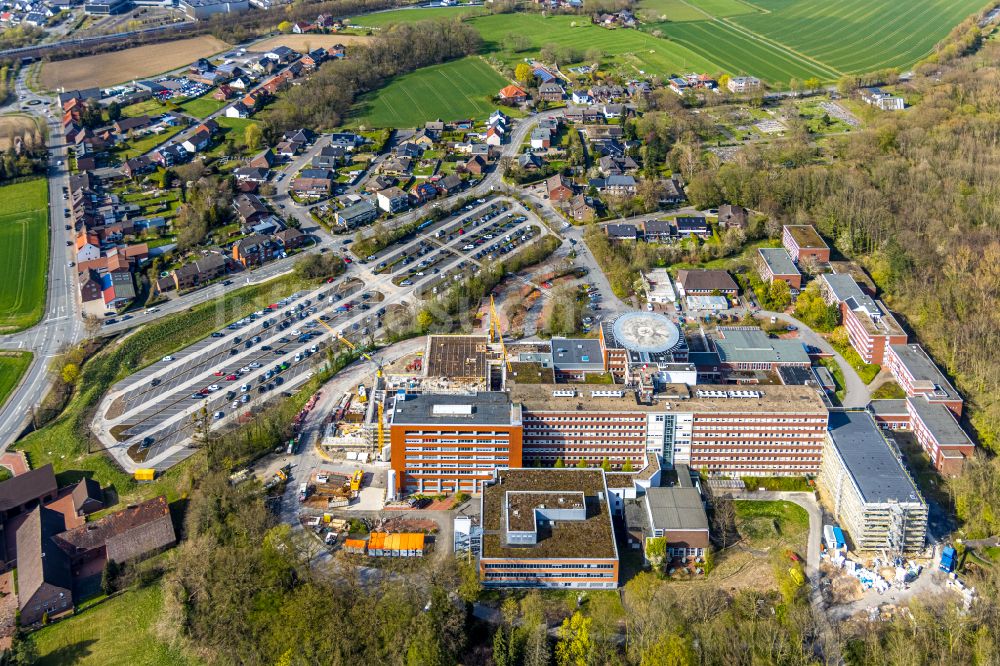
489;295;511;372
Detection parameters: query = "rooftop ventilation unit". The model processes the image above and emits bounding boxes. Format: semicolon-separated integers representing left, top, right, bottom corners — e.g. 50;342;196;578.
552;390;576;397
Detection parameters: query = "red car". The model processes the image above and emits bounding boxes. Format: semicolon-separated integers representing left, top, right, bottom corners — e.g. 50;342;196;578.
214;371;224;376
226;374;238;381
343;257;352;264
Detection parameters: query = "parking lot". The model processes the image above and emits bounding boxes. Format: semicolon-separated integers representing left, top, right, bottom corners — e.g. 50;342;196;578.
94;196;554;471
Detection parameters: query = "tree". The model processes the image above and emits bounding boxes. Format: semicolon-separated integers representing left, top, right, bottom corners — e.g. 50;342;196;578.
244;123;262;152
622;460;634;472
555;611;591;666
502;32;530;52
575;458;588;469
101;558;120;595
416;309;434;332
645;537;667;571
600;457;611;471
768;279;791;310
641;633;694;666
804;76;821;92
514;63;534;85
61;363;80;385
711;494;736;549
278;20;293;33
554;457;565;468
107;100;121;122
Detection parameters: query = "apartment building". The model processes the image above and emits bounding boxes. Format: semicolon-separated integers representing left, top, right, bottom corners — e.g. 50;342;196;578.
388;392;523;495
757;247;801;290
818;411;926;553
479;468;619;589
905;397;973;476
884;343;963;416
820;273;906;364
782;225;830;264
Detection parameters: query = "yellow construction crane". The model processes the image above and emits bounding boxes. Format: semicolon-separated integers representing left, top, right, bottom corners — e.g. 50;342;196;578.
377;401;385;452
489;295;511;372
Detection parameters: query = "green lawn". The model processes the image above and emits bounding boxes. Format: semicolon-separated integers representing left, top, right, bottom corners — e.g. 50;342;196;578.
121;99;167;118
116;126;183;160
0;351;31;408
350;56;507;128
734;499;810;549
471;13;720;74
32;584;196;666
177;93;224;119
207;116;262;155
348;5;488;28
0;178;48;331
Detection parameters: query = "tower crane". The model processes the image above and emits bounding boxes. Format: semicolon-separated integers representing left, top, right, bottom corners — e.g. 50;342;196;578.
489;295;511;372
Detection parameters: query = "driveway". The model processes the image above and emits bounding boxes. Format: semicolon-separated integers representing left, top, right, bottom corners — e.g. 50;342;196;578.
758;310;870;408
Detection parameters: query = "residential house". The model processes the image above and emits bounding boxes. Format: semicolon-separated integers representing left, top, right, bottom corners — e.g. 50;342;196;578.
121;156;154;179
661;177;685;205
782;225;829;263
171;253;228;290
530;127;552;150
151;144;188;167
336;200;378;228
75;232;101;262
485;126;503;147
642;219;673;242
464;155;486;176
517;152;543;171
570;194;596;223
571;90;592;105
674;215;709;237
233;193;270;226
113;115;151;135
181;129;212;154
0;464;58;521
546;174;573;202
274;227;306;251
580;125;623;141
438;174;463;196
16;507;72;625
718;204;748;228
101;270;136;310
413;181;438;202
860;87;904;111
757;247;802;290
329;132;364;151
376;187;410;213
598;155;638;176
728;76;762;94
311;145;347;169
605;223;638;241
225;102;250;118
248;148;277;169
411;129;435;149
379;156;413;177
232;234;276;267
590;174;636;196
291;169;334;196
79;269;103;304
538;81;565;102
265;45;297;63
676;269;739;297
498;84;528;104
233;166;269;183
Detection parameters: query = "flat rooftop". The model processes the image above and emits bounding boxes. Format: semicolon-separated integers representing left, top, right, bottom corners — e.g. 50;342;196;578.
390;391;518;426
758;247;800;277
867;399;908;417
481;469;617;560
784;224;828;250
510;382;827;415
889;344;960;401
551;338;604;371
714;328;811;365
425;335;489;378
827;411;922;505
645;486;709;532
906;397;973;446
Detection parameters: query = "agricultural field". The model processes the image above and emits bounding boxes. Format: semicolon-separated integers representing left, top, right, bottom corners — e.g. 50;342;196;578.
653;19;838;82
0;178;48;332
39;35;231;90
636;0;754;22
349;56;507;128
0;351;31;408
0;114;42;151
250;33;372;51
347;5;487;29
730;0;988;75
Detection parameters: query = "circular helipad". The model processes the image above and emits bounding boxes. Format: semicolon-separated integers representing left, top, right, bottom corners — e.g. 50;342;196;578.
612;312;680;354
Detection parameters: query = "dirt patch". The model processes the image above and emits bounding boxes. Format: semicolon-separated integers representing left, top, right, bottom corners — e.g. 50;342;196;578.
0;115;41;151
250;34;372;53
105;394;126;420
40;35;232;90
0;571;15;651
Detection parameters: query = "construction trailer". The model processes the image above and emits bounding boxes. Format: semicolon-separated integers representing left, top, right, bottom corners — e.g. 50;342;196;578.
818;411;927;554
367;532;426;557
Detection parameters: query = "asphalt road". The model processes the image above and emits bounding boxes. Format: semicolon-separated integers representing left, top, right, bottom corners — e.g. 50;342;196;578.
0;72;83;446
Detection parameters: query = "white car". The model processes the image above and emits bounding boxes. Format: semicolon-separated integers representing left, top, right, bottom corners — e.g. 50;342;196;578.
231;401;239;409
290;329;301;335
240;383;250;392
162;356;173;362
208;384;220;392
240;366;251;373
249;362;261;369
214;411;225;419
